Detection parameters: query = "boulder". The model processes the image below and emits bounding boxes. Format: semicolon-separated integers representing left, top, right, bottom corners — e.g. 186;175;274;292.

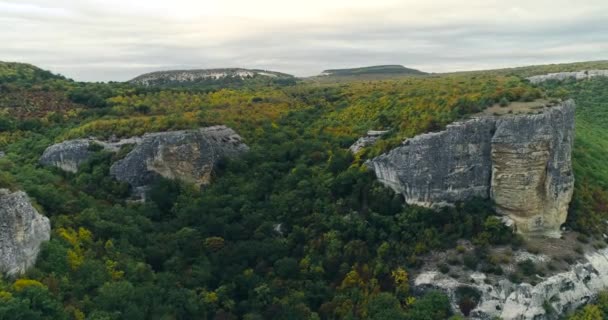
0;189;51;276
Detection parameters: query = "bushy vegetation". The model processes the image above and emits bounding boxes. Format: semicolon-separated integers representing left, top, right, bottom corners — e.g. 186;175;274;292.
0;61;607;319
567;291;608;319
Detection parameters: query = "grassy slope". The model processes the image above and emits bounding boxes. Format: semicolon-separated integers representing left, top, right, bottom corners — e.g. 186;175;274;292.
555;78;608;187
538;78;608;232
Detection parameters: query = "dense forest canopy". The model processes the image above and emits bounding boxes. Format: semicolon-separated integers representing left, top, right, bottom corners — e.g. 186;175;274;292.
0;60;608;319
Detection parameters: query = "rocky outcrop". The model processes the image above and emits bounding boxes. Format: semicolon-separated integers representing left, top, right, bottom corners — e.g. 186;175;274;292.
40;137;141;173
349;130;389;153
130;68;293;86
415;247;608;320
527;70;608;84
40;139;94;173
109;126;248;188
367;101;575;236
0;189;51;276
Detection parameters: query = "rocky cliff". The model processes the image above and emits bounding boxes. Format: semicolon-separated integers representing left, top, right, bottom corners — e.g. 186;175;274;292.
367;100;575;236
0;189;51;276
416;247;608;320
527;70;608;84
109;126;249;188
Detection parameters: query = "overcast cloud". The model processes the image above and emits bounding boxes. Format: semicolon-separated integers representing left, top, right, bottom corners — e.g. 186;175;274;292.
2;0;607;81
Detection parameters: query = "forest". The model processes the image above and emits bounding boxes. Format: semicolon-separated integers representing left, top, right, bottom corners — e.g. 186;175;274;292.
1;61;608;319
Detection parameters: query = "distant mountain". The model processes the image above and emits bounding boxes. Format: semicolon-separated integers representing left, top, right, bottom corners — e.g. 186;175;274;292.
319;65;427;77
129;68;295;87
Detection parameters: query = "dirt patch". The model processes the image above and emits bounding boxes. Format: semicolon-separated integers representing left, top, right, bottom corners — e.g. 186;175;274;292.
476;99;555;117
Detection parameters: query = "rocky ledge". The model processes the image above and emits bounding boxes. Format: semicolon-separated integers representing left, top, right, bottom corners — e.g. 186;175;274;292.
0;189;51;276
349;130;389;153
416;247;608;320
367;100;575;236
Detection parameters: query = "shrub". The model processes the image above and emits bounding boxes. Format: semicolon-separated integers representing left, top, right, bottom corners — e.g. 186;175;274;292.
508;272;522;283
455;287;481;317
517;259;536;276
463;254;479;270
577;234;589;243
499;97;509;107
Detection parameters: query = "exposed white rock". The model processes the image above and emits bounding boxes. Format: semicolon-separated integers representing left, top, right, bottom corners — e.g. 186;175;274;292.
349;130;390;153
415;248;608;320
129;68;293;86
0;189;51;276
513;251;549;264
527;70;608;84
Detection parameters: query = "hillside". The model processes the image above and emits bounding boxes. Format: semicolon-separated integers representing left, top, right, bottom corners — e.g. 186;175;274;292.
449;60;608;78
0;61;66;85
0;61;607;319
320;65;427;76
129;68;296;88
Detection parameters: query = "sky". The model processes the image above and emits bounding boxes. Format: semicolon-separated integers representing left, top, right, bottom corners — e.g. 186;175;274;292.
2;0;607;82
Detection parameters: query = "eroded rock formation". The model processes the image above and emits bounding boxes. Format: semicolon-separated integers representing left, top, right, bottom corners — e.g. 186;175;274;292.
416;247;608;320
40;126;248;191
40;137;141;173
40;139;95;173
109;126;249;188
0;189;51;276
367;100;575;236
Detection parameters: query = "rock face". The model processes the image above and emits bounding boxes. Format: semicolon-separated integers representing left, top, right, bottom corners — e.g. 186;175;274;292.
0;189;51;276
40;137;141;173
40;139;94;173
349;130;390;153
415;248;608;320
367;101;575;236
527;70;608;84
109;126;249;188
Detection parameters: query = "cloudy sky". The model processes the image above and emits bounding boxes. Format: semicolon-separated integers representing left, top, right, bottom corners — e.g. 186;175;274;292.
2;0;607;81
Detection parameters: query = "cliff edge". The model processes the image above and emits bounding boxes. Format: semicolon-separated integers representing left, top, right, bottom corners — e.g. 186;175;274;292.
367;100;575;236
